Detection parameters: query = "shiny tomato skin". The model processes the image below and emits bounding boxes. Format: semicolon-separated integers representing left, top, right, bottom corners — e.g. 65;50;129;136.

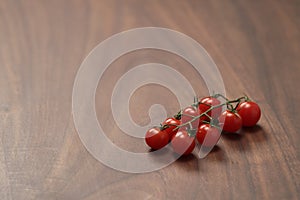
171;130;195;155
145;127;169;150
237;101;261;127
197;124;221;147
219;110;242;133
162;117;181;139
181;106;200;129
199;97;222;120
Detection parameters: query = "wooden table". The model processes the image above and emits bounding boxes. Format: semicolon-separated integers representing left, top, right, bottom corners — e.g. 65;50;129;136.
1;0;299;199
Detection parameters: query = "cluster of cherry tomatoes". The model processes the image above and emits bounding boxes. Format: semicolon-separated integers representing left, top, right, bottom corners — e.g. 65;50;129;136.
145;95;261;156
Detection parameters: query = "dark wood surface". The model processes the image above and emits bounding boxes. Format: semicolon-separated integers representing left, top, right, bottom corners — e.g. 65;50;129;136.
1;0;299;199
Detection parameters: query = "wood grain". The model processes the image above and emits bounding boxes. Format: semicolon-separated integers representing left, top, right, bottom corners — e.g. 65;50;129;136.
0;0;299;199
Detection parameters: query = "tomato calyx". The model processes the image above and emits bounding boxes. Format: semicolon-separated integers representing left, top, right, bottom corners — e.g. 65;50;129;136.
173;110;182;120
208;119;221;130
171;129;196;155
145;93;261;155
159;124;168;131
174;95;252;131
186;127;197;138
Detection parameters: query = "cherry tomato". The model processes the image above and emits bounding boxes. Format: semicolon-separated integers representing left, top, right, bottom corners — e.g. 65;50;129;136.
219;110;242;133
237;101;261;127
181;106;200;129
162;117;181;139
171;129;196;155
199;97;222;120
197;124;221;147
145;127;169;150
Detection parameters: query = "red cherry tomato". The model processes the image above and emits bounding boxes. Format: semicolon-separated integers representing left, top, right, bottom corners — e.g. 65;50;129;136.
145;127;169;150
219;110;242;133
162;117;181;139
237;101;261;127
197;124;221;147
199;97;222;120
181;106;200;129
171;130;196;155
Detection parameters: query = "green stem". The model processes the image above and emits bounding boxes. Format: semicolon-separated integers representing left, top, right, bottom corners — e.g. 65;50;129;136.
172;95;248;130
213;93;229;101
